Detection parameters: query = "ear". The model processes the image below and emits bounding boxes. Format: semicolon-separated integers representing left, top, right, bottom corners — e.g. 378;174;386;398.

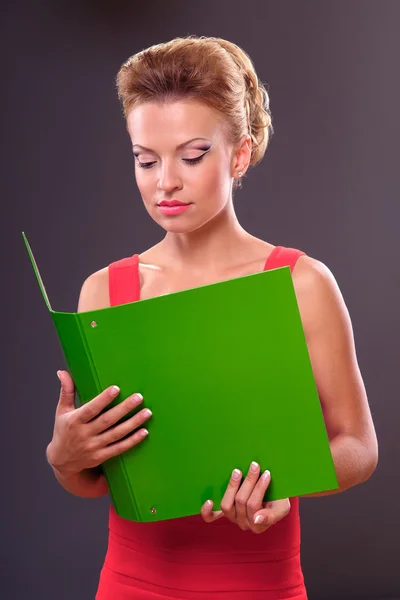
231;134;252;176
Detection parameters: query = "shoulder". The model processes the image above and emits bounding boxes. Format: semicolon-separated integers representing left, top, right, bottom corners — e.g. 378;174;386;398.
77;266;110;312
291;254;352;340
270;245;338;304
77;252;141;312
292;254;337;295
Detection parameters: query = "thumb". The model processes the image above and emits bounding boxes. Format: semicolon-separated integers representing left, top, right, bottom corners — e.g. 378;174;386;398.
254;498;291;526
56;370;76;415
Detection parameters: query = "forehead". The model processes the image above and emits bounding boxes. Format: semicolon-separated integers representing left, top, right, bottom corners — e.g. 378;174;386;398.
126;100;227;147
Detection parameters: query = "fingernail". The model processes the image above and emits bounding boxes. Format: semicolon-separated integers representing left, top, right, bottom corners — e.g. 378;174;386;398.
205;500;212;507
56;371;61;381
250;461;259;473
131;393;143;405
254;515;265;524
262;470;271;480
143;409;152;418
111;386;120;396
139;429;148;437
232;469;241;481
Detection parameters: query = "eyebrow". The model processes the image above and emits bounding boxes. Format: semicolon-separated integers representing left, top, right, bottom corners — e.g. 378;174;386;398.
132;137;211;152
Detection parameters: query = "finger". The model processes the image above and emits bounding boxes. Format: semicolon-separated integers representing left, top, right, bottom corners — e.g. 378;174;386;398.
234;461;260;527
219;468;242;522
77;385;122;423
246;469;271;525
97;427;150;463
98;407;153;446
55;370;76;416
253;498;291;530
90;393;144;434
201;500;224;523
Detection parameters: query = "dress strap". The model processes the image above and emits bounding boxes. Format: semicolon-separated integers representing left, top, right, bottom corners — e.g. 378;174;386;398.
264;246;306;273
108;254;140;307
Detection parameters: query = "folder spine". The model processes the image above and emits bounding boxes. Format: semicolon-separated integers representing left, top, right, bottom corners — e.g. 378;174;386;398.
52;312;141;521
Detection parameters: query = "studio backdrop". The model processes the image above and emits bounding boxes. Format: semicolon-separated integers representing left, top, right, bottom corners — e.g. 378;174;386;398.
2;1;399;599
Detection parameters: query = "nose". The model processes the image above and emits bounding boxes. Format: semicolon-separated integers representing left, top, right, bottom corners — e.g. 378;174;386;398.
157;160;183;192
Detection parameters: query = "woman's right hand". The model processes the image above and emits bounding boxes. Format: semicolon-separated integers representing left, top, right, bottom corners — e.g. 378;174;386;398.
46;370;152;479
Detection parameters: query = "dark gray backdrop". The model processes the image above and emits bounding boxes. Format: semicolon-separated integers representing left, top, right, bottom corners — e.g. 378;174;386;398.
3;1;399;599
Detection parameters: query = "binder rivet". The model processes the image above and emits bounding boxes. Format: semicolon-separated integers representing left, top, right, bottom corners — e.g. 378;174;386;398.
150;507;157;514
90;321;98;328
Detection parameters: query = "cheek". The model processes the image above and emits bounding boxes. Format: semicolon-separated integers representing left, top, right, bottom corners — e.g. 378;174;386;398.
199;159;230;195
135;169;153;198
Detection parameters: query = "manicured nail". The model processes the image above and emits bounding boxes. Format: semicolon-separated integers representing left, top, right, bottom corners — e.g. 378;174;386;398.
139;429;148;437
254;515;265;524
111;385;120;396
205;500;212;507
143;409;152;418
262;470;271;480
56;371;61;381
232;469;241;481
250;461;259;473
131;393;143;405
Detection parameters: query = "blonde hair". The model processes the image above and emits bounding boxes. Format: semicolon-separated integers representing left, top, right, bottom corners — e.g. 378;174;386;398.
116;35;273;190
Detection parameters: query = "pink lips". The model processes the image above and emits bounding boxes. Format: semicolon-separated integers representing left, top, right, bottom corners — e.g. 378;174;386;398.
157;201;192;215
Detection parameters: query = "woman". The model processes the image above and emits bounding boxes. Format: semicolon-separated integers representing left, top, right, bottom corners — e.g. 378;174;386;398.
47;36;378;599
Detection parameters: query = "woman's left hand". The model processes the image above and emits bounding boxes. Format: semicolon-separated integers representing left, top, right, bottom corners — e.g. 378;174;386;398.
201;461;290;534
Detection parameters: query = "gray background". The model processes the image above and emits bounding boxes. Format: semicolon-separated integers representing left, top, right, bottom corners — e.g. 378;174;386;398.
2;1;399;598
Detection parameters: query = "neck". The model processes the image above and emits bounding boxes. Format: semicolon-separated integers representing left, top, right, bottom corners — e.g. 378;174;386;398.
160;202;253;273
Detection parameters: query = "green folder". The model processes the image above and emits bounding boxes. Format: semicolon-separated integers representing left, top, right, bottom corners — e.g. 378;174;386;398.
23;232;338;522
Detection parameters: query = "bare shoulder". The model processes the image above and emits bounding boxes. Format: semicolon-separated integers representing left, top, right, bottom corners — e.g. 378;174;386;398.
77;266;110;313
291;254;352;339
292;255;338;297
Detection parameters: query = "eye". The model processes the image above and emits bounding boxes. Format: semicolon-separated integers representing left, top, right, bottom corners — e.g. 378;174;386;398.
135;159;156;169
183;155;205;165
134;152;208;170
133;154;156;169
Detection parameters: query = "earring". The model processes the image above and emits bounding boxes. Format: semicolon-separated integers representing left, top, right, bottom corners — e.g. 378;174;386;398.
237;171;243;177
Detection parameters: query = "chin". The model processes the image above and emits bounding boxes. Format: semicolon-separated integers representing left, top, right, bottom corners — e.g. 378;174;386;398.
156;218;204;234
146;202;226;234
147;208;205;234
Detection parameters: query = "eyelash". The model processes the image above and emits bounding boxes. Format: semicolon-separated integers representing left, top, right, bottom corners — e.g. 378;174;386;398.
134;153;207;170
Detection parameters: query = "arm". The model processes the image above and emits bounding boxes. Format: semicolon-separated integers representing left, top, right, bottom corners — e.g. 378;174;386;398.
48;268;111;498
201;254;377;530
50;462;109;498
292;257;378;497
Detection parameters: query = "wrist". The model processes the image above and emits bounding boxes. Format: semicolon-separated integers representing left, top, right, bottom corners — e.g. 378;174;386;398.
46;443;83;480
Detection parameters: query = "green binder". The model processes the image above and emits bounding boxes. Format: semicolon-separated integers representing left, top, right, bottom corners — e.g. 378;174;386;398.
23;232;338;522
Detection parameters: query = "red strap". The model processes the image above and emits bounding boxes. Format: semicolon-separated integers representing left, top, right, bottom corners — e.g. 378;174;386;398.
264;246;305;273
108;254;140;307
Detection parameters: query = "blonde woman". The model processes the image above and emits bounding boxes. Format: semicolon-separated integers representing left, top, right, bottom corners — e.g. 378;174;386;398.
48;35;378;600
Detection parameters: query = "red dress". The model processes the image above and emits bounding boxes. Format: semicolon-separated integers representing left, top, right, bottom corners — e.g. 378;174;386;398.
96;246;308;600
